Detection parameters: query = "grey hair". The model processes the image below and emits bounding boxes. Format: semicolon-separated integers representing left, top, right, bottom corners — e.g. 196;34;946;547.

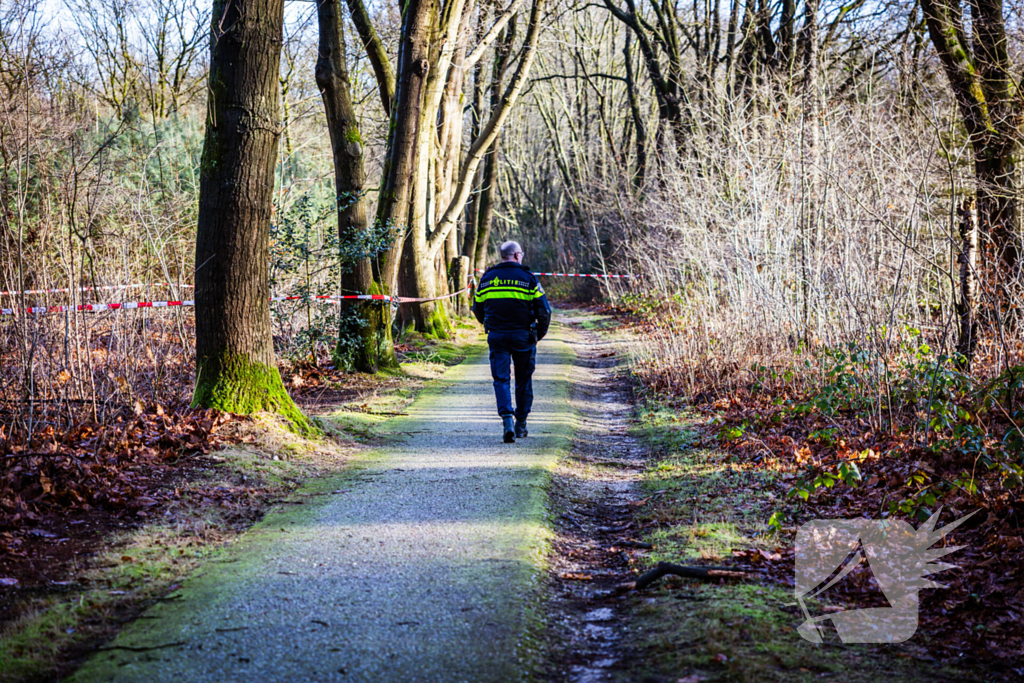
499;241;522;260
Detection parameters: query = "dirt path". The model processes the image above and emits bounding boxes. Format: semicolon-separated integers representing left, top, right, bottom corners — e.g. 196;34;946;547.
68;321;576;683
544;315;647;683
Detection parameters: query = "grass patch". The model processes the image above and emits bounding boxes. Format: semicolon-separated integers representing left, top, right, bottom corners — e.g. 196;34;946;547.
578;315;617;331
617;583;970;682
0;522;230;683
619;398;979;682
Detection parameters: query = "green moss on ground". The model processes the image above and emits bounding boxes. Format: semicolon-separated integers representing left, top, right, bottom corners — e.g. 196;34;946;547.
1;320;492;683
0;522;231;683
192;351;317;435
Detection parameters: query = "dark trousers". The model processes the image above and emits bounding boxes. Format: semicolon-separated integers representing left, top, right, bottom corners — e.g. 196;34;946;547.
487;330;536;419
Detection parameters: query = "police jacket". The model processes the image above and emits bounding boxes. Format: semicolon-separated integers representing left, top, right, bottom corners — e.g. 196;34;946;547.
472;261;552;340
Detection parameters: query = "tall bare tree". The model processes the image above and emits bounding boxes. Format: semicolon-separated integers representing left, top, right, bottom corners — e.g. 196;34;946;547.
192;0;311;432
345;0;543;336
472;17;515;275
315;0;399;372
923;0;1022;357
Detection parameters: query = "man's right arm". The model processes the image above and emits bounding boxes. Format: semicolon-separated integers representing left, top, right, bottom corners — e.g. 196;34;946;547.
472;287;486;325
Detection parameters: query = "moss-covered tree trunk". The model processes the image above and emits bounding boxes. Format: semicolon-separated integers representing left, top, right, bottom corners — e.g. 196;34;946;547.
192;0;313;433
315;0;399;372
923;0;1021;333
374;0;434;295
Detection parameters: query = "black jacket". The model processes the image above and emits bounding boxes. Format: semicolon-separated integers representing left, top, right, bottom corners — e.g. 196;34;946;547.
472;262;552;340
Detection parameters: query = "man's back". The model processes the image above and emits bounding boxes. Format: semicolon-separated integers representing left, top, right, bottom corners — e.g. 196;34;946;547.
473;262;551;338
474;241;551;443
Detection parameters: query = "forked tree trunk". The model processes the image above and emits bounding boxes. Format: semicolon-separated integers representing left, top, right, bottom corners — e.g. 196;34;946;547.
354;0;543;336
192;0;312;433
315;0;399;372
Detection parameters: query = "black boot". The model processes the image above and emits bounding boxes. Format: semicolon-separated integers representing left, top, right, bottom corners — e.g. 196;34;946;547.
502;415;516;443
515;419;528;438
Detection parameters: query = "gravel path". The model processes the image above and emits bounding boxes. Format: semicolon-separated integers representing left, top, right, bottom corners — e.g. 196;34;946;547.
70;324;575;683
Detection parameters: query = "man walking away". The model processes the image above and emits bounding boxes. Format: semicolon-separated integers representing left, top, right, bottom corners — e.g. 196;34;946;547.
473;241;552;443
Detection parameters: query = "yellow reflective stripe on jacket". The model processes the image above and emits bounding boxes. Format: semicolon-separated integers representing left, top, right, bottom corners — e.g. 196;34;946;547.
474;287;544;302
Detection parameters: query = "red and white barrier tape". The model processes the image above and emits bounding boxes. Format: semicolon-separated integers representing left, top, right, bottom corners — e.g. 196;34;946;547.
473;268;634;278
270;294;398;304
0;282;194;297
2;300;195;315
1;286;473;316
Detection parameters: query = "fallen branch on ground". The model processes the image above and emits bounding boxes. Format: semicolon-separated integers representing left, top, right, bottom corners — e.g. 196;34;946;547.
610;562;751;593
573;454;637;467
630;490;669;507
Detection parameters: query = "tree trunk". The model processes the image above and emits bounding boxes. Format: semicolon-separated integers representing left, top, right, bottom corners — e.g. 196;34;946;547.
624;31;646;193
957;197;980;366
315;0;399;372
375;0;434;294
800;0;820;345
455;16;522;275
923;0;1021;326
450;255;470;316
462;9;488;269
474;138;500;273
976;144;1019;278
192;0;312;433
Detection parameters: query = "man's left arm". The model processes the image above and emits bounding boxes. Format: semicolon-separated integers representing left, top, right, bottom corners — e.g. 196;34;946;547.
533;282;552;341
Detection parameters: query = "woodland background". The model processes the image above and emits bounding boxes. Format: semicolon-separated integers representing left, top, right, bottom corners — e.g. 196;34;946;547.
1;0;1024;670
1;0;1023;601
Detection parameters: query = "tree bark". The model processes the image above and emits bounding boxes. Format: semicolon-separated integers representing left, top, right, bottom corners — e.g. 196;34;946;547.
316;0;399;373
462;23;486;269
473;18;515;274
800;0;820;344
957;197;980;366
343;0;396;115
426;0;545;259
623;31;646;193
374;0;434;295
923;0;1021;307
474;139;500;272
193;0;312;433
